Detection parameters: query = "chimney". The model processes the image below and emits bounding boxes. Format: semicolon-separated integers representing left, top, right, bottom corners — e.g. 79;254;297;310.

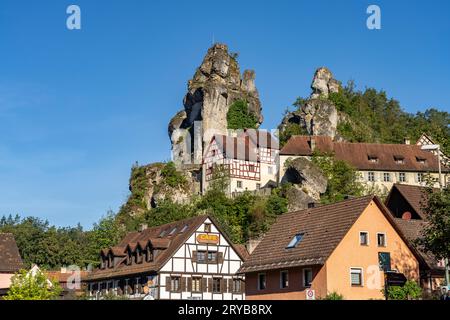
404;138;411;145
139;224;148;232
402;212;412;221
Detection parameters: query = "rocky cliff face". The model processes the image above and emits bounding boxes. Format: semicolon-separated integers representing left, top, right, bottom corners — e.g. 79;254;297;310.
280;67;340;139
281;157;328;211
168;44;263;166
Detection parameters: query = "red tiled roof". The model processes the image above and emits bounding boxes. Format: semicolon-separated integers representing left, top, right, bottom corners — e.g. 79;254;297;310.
390;218;442;271
281;135;447;172
238;196;375;273
213;134;258;161
387;184;434;219
0;233;23;273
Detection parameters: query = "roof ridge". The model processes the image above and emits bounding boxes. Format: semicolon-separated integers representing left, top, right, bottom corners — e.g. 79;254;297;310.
284;195;374;217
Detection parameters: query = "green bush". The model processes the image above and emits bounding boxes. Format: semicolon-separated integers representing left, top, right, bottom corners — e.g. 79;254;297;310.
227;100;258;130
384;281;422;300
322;292;344;300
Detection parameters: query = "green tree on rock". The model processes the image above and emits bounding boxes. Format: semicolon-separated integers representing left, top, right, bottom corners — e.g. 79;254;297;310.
227;100;258;130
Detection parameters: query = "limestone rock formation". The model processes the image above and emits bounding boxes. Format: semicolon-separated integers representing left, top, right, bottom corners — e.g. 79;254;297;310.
168;44;263;166
310;67;340;99
281;157;327;211
117;163;201;220
279;67;340;140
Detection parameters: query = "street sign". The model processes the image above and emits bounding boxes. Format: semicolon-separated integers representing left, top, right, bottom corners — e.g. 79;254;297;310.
385;271;407;287
306;289;315;300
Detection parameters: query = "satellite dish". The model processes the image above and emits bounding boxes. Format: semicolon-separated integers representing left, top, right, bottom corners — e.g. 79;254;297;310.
402;212;412;221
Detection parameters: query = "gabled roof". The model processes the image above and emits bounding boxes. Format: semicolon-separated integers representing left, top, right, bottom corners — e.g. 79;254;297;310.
390;218;443;272
238;129;279;150
281;135;448;172
0;233;23;273
211;134;258;161
86;215;248;281
238;196;424;274
385;184;433;220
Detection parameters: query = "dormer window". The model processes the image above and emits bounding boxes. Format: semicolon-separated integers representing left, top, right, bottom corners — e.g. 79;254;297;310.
416;157;426;164
145;247;153;262
180;225;188;233
159;230;167;238
368;155;378;163
394;155;404;164
126;250;132;265
169;227;177;236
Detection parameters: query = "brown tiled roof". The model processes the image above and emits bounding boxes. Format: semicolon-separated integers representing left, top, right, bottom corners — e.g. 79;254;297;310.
86;215;247;281
387;184;433;220
45;270;90;283
281;135;447;172
239;196;425;274
213;134;258;161
391;218;443;271
0;233;23;273
238;196;375;273
238;129;279;150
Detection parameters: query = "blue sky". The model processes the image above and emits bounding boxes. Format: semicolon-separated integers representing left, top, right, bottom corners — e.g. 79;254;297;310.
0;0;449;229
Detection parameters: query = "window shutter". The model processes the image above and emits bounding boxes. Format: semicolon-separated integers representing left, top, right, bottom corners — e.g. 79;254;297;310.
181;277;187;292
187;277;192;291
220;278;226;293
240;280;245;294
218;252;224;264
192;251;197;262
208;278;213;293
202;278;207;292
165;276;171;292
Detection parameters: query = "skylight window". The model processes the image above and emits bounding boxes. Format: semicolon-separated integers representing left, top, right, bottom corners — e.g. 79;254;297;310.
169;227;177;235
286;233;304;249
158;230;167;237
180;225;188;233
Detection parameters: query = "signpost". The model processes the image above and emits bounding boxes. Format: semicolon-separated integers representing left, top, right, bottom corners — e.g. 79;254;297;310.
306;289;315;300
384;271;407;300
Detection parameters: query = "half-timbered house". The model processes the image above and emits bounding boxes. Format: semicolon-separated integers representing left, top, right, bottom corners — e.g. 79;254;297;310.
85;215;248;300
202;130;279;194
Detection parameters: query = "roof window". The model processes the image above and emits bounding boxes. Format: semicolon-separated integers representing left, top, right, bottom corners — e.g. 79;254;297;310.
286;233;305;249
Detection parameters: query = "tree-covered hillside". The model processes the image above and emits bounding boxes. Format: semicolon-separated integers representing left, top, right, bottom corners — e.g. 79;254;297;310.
328;81;450;154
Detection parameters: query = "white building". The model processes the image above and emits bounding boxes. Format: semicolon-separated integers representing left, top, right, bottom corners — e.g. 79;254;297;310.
85;215;248;300
280;135;449;194
202;130;279;195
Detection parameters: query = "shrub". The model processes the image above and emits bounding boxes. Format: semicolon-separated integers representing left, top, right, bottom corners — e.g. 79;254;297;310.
227;100;258;130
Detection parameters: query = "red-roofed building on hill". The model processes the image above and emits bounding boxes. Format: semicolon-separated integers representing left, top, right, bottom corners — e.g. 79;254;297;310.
202;129;279;195
84;215;248;300
280;135;449;194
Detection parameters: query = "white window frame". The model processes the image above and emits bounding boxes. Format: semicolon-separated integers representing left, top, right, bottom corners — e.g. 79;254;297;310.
237;180;243;189
268;166;273;175
377;232;387;247
280;270;289;289
383;172;391;182
350;267;364;287
417;173;424;183
398;172;406;182
257;273;266;290
359;231;369;246
367;172;375;182
303;268;313;288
